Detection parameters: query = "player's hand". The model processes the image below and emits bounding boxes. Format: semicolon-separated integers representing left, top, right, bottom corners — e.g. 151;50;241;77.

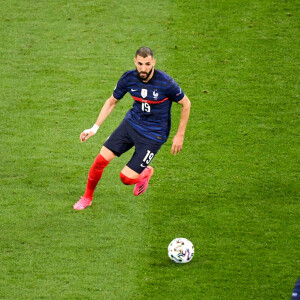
171;133;184;156
80;124;99;142
80;129;94;142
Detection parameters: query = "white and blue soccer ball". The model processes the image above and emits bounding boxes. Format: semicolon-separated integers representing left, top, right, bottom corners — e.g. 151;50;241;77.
168;238;194;263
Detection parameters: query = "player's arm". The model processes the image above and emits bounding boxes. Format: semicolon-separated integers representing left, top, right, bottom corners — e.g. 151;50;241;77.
80;95;119;142
171;95;191;155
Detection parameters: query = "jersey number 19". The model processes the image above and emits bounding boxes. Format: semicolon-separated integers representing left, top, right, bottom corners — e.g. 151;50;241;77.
142;102;151;112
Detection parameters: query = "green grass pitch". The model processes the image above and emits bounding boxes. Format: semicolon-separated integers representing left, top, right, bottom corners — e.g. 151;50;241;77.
0;0;299;299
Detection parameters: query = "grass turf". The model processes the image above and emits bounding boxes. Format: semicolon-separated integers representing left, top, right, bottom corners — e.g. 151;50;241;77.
0;0;299;299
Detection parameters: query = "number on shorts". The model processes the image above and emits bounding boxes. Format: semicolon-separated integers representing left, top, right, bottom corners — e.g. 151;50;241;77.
143;150;154;164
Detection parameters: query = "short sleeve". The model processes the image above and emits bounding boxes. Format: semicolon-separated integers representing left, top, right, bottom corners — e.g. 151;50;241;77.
166;78;185;102
113;72;128;100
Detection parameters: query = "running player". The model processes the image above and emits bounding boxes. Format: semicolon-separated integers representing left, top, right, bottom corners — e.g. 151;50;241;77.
73;47;191;210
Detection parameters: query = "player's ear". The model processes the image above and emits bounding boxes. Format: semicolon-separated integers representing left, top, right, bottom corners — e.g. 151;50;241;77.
153;58;156;66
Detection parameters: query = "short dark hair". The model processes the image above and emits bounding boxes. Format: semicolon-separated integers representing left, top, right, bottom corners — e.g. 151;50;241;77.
135;47;154;58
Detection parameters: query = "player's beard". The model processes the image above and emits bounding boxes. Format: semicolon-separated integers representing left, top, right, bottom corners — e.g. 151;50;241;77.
137;67;153;81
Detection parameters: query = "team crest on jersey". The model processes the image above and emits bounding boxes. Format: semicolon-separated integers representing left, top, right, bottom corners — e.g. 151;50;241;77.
141;89;148;98
153;90;159;100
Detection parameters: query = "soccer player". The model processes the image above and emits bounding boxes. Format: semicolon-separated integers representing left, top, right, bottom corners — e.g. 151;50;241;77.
73;47;191;210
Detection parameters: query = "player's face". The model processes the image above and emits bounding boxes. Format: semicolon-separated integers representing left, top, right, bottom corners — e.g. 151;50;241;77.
134;55;156;82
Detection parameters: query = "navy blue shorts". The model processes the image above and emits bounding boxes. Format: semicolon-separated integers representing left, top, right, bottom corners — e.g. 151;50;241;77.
103;119;163;174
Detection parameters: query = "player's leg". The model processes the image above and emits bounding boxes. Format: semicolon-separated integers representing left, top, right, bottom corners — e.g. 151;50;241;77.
83;146;116;199
120;165;153;184
120;164;154;196
119;135;162;195
74;120;134;210
73;146;115;210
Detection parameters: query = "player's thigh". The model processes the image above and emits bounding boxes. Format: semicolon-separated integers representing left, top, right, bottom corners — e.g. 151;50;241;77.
126;140;163;174
103;120;134;157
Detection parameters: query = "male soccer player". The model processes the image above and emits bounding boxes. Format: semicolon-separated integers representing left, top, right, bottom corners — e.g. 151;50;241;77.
73;47;191;210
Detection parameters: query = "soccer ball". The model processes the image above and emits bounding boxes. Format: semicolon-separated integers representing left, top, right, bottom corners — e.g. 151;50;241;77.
168;238;194;263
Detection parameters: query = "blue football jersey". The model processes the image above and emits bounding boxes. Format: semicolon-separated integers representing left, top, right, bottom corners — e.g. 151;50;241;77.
113;69;184;142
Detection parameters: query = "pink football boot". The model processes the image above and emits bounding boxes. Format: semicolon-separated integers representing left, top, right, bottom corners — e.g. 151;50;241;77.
133;166;154;196
73;196;92;210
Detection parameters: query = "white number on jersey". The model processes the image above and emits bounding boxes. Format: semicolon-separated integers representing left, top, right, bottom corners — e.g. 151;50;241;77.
142;102;151;112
